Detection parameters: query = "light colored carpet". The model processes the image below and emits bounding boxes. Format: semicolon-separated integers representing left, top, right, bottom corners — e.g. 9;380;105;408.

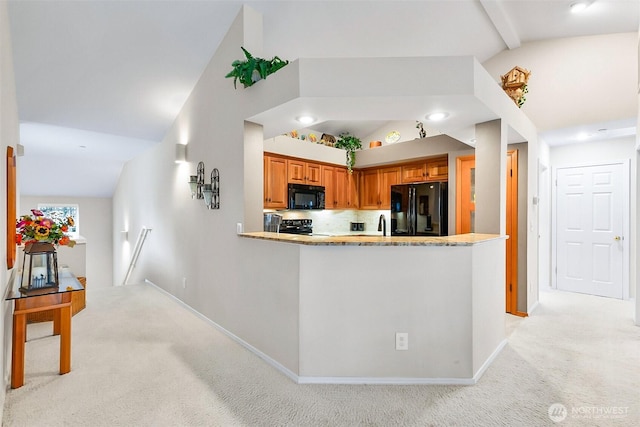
2;284;639;426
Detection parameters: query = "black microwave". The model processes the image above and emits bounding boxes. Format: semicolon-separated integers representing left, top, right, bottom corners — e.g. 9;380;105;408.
288;184;325;210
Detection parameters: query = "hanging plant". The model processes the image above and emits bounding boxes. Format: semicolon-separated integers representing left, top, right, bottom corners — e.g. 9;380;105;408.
225;47;289;89
334;133;362;173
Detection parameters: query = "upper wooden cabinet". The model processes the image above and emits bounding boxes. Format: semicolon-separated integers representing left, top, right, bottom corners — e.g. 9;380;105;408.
425;156;449;181
263;153;447;210
288;159;322;185
400;155;449;183
323;165;359;209
264;155;288;209
264;153;353;210
360;166;400;209
401;162;427;183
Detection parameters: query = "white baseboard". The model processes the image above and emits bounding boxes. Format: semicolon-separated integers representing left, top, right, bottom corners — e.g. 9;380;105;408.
472;338;508;383
297;376;476;385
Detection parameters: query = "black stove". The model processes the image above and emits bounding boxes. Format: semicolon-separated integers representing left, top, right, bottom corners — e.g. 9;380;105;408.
279;219;313;235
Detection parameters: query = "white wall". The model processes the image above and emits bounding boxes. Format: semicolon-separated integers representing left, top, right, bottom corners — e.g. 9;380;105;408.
538;141;551;291
482;32;638;316
636;27;640;325
113;6;272;348
482;33;637;132
20;196;113;288
297;239;506;381
0;0;20;410
549;136;637;298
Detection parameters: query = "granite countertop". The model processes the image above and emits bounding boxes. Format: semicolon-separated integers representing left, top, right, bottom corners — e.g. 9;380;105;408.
239;232;505;246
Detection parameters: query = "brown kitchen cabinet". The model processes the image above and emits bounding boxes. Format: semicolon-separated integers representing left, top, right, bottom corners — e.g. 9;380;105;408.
288;159;322;185
425;156;449;181
359;166;400;209
264;154;288;209
401;162;427;183
323;165;358;209
400;156;449;183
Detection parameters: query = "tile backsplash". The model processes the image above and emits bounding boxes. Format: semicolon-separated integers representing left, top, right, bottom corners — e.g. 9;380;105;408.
277;209;391;235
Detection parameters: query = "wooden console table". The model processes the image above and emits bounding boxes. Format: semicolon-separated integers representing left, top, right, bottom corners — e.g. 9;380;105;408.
5;270;84;389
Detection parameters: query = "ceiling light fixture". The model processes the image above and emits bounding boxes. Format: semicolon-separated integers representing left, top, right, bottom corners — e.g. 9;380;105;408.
570;2;589;13
576;132;590;141
426;112;449;121
296;115;315;125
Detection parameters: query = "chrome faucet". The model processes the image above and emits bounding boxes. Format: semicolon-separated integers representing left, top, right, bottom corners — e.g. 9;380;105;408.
378;214;387;236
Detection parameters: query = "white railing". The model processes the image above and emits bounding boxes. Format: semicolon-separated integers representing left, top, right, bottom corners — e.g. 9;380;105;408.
123;227;152;285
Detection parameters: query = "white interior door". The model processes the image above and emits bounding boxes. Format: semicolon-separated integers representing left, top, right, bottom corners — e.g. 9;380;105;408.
556;163;626;299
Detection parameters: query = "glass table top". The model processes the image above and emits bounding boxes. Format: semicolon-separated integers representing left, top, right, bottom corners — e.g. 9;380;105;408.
5;269;84;301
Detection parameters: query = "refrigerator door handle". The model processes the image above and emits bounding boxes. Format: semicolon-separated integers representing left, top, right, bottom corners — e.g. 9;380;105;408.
408;187;415;235
407;188;411;235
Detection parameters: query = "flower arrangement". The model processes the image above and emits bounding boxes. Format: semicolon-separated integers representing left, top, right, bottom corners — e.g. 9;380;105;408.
16;209;76;247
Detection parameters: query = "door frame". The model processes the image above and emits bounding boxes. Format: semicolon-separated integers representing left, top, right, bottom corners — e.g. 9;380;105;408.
551;160;630;300
506;150;518;314
456;151;521;315
455;155;476;234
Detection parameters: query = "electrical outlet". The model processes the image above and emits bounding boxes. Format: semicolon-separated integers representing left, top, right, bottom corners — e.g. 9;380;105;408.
182;277;187;289
236;223;243;234
395;332;409;351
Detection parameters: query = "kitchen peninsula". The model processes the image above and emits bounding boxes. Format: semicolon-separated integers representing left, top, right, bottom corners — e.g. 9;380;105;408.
238;232;507;384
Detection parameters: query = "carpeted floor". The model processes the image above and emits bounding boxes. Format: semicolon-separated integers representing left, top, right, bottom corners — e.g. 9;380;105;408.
2;284;639;426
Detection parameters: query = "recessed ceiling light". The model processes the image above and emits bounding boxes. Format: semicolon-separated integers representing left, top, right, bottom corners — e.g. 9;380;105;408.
296;115;315;125
570;2;589;13
576;132;590;140
426;112;449;121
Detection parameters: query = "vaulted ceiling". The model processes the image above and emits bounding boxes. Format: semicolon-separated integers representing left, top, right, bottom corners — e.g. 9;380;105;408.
7;0;639;197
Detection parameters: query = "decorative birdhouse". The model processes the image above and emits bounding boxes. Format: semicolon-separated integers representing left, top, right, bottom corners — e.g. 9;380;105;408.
20;242;59;292
501;66;531;108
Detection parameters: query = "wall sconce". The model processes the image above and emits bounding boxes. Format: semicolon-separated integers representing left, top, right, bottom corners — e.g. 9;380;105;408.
188;162;220;209
202;168;220;210
175;144;187;163
189;161;205;199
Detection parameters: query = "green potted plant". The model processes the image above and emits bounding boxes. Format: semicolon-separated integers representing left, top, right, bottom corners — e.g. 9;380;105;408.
225;47;289;89
334;133;362;173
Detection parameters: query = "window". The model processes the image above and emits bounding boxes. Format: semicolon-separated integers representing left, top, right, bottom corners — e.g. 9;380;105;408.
37;204;79;237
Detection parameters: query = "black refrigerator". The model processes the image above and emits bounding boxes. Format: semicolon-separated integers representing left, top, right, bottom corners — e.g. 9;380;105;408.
390;182;448;236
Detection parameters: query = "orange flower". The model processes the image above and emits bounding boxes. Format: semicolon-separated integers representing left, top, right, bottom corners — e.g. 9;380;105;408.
59;236;70;246
61;225;68;232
